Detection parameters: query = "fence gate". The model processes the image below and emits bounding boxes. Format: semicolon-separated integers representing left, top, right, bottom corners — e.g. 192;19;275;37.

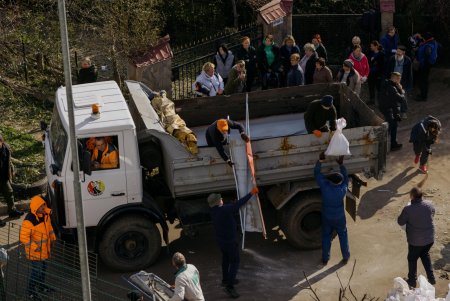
171;23;262;100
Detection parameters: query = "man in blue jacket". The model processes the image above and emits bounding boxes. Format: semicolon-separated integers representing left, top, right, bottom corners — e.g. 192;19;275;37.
314;152;350;265
208;186;259;299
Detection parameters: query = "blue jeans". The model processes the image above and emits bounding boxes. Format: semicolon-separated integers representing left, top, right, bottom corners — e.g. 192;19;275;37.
322;215;350;261
27;260;47;294
219;242;240;288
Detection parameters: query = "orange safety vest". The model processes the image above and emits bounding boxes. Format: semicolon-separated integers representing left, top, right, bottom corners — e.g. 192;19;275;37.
91;143;118;169
20;196;56;261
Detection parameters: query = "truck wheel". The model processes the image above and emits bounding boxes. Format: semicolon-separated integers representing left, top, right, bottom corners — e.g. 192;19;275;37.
98;215;161;271
280;192;322;250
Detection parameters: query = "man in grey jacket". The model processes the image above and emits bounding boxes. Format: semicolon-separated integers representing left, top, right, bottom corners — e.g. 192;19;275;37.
397;187;435;288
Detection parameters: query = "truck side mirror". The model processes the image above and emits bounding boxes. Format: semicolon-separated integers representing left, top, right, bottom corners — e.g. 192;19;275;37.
40;121;48;131
82;151;92;176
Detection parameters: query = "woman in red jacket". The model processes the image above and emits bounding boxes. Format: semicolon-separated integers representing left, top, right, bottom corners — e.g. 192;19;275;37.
348;44;370;84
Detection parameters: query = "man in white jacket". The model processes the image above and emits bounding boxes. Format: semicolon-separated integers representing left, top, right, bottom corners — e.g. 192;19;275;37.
169;252;205;301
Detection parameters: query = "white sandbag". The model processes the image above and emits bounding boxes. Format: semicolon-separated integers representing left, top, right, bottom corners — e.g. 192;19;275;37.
385;277;412;301
418;275;435;299
325;118;351;156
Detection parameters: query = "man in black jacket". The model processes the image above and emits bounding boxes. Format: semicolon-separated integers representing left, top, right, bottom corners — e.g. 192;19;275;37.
304;95;337;138
379;72;407;151
205;119;249;166
398;187;436;288
385;45;413;92
0;134;24;227
409;116;441;174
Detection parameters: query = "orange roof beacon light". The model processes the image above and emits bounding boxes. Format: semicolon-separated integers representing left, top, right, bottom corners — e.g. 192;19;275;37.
91;103;101;119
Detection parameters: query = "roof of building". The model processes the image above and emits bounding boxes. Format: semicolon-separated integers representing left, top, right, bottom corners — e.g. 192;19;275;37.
56;81;135;136
258;0;292;24
129;35;173;68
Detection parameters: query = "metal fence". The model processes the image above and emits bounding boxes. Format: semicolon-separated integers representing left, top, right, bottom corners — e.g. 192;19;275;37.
171;23;262;100
0;222;131;301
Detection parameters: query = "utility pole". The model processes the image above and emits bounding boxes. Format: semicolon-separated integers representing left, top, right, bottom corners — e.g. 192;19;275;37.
57;1;92;300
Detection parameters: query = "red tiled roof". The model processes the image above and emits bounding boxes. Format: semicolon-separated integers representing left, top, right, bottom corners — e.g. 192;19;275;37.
258;0;287;24
130;35;173;68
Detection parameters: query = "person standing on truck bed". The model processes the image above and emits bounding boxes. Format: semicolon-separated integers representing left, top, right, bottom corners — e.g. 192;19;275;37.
205;119;249;167
314;153;350;265
168;252;205;301
0;134;24;227
208;186;259;299
91;137;119;169
304;95;337;138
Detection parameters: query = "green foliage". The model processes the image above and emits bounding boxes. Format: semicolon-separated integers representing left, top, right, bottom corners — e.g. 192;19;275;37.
293;0;376;14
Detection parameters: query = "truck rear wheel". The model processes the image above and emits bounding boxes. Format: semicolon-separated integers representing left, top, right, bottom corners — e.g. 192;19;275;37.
280;192;322;249
98;215;161;271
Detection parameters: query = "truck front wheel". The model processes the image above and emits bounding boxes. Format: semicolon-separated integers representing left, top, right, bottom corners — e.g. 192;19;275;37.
280;192;322;249
98;215;161;271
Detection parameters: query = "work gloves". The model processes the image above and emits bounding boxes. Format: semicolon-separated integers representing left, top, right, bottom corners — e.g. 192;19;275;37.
313;130;322;138
250;186;259;195
241;133;250;143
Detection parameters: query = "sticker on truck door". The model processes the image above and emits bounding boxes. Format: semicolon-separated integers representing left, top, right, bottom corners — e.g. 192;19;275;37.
87;180;105;196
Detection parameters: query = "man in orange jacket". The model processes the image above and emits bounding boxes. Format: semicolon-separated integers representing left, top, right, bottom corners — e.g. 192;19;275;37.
91;137;119;169
20;196;56;300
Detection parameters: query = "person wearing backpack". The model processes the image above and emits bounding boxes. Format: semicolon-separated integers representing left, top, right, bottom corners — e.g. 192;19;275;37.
416;32;438;101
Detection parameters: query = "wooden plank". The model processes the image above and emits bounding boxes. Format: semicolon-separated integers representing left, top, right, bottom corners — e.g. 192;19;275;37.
174;84;340;126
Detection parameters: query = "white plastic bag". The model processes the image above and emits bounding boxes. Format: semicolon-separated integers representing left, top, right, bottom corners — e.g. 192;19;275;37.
418;275;435;299
325;118;351;156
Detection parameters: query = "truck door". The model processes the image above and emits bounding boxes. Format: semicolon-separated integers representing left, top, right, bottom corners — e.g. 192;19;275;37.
73;133;127;227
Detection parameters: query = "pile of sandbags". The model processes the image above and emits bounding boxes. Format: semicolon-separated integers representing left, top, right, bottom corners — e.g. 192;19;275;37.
385;275;450;301
151;93;198;155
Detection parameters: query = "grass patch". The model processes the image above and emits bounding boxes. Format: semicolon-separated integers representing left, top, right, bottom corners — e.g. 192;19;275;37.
0;84;52;183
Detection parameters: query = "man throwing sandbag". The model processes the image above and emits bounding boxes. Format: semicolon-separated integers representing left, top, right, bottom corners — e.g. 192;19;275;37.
304;95;337;138
409;116;441;174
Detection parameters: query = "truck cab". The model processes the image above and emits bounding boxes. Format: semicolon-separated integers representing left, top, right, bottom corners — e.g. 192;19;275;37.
44;81;166;271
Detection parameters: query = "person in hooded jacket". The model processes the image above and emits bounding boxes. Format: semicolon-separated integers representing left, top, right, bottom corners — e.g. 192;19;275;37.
205;119;249;166
279;35;301;87
348;44;370;84
380;26;399;60
235;36;257;92
315;153;349;265
214;44;235;85
337;59;361;95
193;62;224;97
256;34;281;90
417;32;439;101
20;196;56;301
409;116;441;174
77;57;98;84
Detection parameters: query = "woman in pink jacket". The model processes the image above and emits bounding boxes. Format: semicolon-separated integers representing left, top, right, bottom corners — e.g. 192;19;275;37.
348;44;370;83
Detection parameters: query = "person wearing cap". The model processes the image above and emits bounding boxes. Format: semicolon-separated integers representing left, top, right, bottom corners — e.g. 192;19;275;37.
314;152;349;265
0;134;24;226
208;186;259;299
385;45;413;94
20;195;56;300
336;59;361;95
168;252;204;301
379;72;407;151
304;95;337;138
205;119;249;167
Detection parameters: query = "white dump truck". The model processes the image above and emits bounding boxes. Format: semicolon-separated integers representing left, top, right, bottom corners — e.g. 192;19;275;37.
42;80;387;271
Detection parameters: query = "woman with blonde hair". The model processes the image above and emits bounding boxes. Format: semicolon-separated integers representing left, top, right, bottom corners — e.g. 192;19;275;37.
280;35;300;87
192;62;224;97
300;43;318;85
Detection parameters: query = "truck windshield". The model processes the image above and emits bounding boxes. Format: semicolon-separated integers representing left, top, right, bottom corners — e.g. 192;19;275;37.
49;105;68;168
